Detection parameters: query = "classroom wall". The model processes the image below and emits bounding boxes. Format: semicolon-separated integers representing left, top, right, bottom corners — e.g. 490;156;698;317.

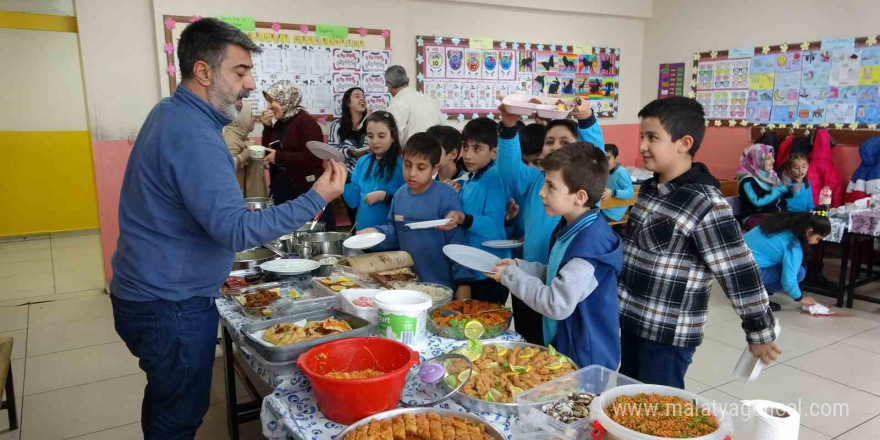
641;0;880;181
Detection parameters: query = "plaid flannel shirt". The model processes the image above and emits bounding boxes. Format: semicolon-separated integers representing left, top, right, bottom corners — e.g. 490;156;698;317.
619;175;776;348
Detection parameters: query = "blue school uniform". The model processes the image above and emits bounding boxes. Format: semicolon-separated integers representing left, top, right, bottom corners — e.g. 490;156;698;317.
602;165;634;221
782;181;815;212
743;228;805;300
343;154;405;230
374;182;471;287
496;115;605;264
459;163;510;280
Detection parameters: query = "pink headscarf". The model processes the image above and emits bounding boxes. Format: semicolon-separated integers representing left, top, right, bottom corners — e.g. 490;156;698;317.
737;143;782;189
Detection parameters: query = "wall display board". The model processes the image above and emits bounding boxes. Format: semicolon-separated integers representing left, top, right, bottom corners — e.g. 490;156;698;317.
161;15;391;120
692;35;880;130
658;62;686;99
415;35;619;121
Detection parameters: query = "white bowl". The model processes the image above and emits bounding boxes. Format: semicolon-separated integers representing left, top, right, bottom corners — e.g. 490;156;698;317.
248;145;266;159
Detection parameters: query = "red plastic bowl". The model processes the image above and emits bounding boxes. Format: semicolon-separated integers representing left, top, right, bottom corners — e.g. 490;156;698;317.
296;337;420;424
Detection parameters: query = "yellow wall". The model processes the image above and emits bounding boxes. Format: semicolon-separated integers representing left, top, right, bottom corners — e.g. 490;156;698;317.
0;131;99;236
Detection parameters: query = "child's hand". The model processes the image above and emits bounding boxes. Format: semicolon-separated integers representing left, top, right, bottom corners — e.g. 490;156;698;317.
484;259;516;282
749;342;782;365
437;211;465;231
505;199;519;221
570;97;593;120
259;110;274;127
455;284;472;300
792;182;803;193
602;188;613;201
496;96;522;128
443;179;462;193
364;191;386;205
801;296;818;306
358;228;379;235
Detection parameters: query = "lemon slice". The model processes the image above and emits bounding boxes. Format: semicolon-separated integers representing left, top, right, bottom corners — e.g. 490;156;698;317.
460;349;481;362
443;374;458;388
289;289;300;299
337;277;350;283
262;308;273;316
464;320;485;340
518;347;536;359
510;365;531;374
546;360;564;370
495;346;509;358
330;285;346;292
484;388;503;402
548;344;558;357
457;370;472;384
509;386;524;399
235;296;246;305
485;362;501;369
466;339;484;356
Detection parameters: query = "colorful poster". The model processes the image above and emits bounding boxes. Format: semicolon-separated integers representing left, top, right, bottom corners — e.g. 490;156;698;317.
361;50;391;72
801;50;832;88
750;73;775;90
424;81;445;103
770;105;797;124
729;46;755;59
578;53;597;75
774;51;803;73
821;37;855;52
730;90;748;119
713;61;731;89
536;52;557;73
747;94;772;124
730;58;751;89
862;46;880;66
709;90;731;119
556;76;576;95
860;65;880;85
516;73;533;95
658;62;685;98
797;87;830;124
498;50;516;80
518;51;534;72
829;49;861;86
464;49;482;79
424;46;446;78
598;51;618;76
826;102;856;123
557;53;579;74
533;74;549;95
331;49;361;71
331;71;361;93
461;82;479;108
588;77;617;100
362;73;386;94
446;48;465;78
696;61;714;90
546;76;563;95
751;54;776;74
481;50;499;80
443;82;462;109
773;71;801;105
477;83;494;108
856;85;880;124
365;94;391;112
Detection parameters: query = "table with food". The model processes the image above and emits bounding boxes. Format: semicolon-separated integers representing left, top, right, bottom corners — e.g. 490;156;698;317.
220;234;742;440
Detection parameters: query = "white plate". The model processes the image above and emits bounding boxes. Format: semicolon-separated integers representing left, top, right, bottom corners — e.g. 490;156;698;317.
259;258;321;275
343;232;386;249
305;141;345;162
405;218;453;230
481;239;524;249
442;244;501;274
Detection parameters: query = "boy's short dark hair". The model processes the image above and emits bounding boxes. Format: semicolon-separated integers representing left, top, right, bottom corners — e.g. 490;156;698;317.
403;132;443;166
425;125;461;155
461;117;498;148
605;144;619;157
637;97;706;156
178;18;261;81
541;143;608;208
545;119;578;138
520;123;546;156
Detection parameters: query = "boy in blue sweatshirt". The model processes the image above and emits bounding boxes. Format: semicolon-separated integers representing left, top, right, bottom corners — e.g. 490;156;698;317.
438;118;511;304
601;144;635;221
361;133;471;292
487;143;622;369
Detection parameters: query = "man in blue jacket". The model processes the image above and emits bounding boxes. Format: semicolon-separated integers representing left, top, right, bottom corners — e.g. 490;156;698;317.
110;18;346;440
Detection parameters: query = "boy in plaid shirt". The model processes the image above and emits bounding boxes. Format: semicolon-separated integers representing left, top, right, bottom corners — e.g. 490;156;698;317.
618;97;780;388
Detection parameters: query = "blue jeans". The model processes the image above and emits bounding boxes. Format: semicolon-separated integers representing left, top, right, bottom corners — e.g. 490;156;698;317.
759;265;806;299
111;295;219;440
619;331;696;389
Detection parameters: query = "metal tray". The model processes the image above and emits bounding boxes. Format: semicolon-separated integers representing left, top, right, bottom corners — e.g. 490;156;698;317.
231;281;338;318
426;300;512;340
444;340;579;417
335;407;505;440
240;309;372;363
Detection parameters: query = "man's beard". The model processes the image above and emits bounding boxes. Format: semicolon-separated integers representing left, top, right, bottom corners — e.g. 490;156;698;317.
208;76;249;120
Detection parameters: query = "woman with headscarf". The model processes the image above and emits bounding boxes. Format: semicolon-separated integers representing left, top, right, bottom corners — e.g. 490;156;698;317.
328;87;369;173
737;143;789;227
261;81;331;227
223;102;268;198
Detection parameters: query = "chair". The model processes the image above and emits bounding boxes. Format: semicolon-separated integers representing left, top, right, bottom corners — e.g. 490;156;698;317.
602;187;639;234
0;337;17;431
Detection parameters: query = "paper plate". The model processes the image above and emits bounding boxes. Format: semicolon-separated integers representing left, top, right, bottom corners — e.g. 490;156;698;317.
442;244;501;274
343;232;386;250
259;258;321;275
481;240;524;249
306;141;345;162
406;218;453;230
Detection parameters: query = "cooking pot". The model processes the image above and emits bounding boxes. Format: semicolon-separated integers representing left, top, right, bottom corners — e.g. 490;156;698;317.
297;232;347;259
311;254;343;277
278;221;326;254
244;197;273;210
233;247;277;270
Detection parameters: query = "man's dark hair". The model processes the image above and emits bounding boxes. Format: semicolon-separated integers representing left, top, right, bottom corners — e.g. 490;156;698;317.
541;143;608;208
605;143;619;158
426;125;461;155
404;132;443;166
637;97;706;156
461;117;498;149
545;119;578;138
177;18;261;81
520;123;546;156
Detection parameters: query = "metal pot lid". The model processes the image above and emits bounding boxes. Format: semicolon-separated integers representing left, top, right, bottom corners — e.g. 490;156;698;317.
399;353;473;408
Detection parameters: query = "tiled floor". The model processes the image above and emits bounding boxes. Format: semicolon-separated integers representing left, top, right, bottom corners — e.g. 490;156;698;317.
2;230;880;439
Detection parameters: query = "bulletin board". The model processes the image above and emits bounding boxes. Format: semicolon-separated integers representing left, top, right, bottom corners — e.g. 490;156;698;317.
691;35;880;130
415;35;620;121
160;15;392;120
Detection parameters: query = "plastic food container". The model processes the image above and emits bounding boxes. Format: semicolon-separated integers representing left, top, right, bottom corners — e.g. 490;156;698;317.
296;337;420;424
374;290;432;347
340;288;382;325
515;365;641;440
590;384;734;440
240;309;371;363
390;282;453;305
